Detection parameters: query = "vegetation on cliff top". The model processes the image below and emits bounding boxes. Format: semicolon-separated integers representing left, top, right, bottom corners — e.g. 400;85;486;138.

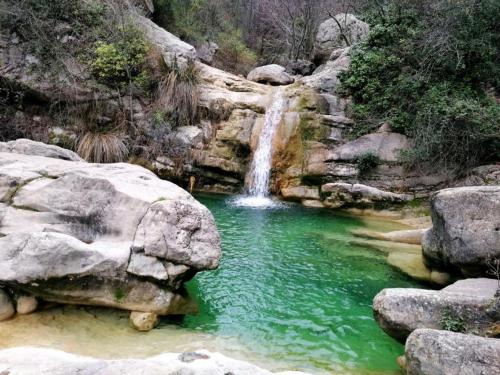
340;0;500;171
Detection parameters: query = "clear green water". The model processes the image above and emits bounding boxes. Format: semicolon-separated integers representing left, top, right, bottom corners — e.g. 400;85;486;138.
181;194;422;374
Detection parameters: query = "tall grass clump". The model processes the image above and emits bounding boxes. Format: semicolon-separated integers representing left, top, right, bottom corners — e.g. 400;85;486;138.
155;59;199;128
74;101;128;163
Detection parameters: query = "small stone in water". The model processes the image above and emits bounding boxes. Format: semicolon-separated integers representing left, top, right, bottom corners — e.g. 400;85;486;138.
178;352;210;363
129;311;159;332
16;295;38;315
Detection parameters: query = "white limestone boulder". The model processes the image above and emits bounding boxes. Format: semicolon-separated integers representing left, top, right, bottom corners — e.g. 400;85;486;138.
0;141;221;318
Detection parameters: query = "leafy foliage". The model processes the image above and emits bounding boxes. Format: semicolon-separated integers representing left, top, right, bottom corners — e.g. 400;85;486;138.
340;0;500;171
90;25;150;86
440;307;466;333
356;152;379;175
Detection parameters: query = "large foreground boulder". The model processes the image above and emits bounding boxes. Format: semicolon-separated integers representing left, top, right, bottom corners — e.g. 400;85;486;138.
0;139;221;318
314;14;369;63
422;186;500;277
373;278;499;342
404;329;500;375
0;347;311;375
247;64;295;85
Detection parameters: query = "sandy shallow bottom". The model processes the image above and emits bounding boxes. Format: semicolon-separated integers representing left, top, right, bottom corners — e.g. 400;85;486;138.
0;305;400;375
0;305;285;370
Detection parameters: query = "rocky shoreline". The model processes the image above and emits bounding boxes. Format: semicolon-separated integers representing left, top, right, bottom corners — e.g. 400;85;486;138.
371;186;500;374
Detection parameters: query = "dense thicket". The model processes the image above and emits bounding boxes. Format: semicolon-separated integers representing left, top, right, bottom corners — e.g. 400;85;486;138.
340;0;500;171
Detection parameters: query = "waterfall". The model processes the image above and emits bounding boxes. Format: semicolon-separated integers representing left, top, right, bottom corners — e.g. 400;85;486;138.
234;88;286;208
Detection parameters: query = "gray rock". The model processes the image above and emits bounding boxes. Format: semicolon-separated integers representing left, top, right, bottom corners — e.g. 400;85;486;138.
285;60;315;76
314;14;369;63
0;142;221;316
247;64;295;85
174;126;204;148
0;289;15;321
405;329;500;375
134;14;197;65
422;186;500;277
373;278;499;342
321;183;412;208
0;138;82;161
0;347;312;375
330;132;410;162
300;48;350;93
197;41;219;65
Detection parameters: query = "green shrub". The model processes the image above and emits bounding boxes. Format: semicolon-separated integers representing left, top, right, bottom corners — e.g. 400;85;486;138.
440;307;466;333
356;152;380;175
340;0;500;172
90;26;150;86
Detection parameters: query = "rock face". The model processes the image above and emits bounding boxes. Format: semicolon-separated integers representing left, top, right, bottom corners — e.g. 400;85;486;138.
0;347;312;375
247;64;295;85
314;14;369;63
373;278;499;342
422;186;500;277
404;329;500;375
135;15;197;64
0;140;221;318
330;132;410;162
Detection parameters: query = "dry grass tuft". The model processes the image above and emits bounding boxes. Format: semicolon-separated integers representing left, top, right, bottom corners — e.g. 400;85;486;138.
155;59;199;127
77;132;128;163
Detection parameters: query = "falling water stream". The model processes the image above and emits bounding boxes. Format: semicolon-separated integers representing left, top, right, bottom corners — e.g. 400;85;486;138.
234;87;287;208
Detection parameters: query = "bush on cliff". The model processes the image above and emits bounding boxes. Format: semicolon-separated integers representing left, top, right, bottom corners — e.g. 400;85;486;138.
340;0;500;172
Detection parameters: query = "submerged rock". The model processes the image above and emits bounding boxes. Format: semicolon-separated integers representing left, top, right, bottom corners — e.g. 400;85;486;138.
351;228;427;245
373;278;499;342
0;347;313;375
247;64;295;85
0;141;221;323
404;329;500;375
422;186;500;277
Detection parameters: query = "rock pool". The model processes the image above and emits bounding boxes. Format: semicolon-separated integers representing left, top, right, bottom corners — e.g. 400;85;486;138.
0;194;423;374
